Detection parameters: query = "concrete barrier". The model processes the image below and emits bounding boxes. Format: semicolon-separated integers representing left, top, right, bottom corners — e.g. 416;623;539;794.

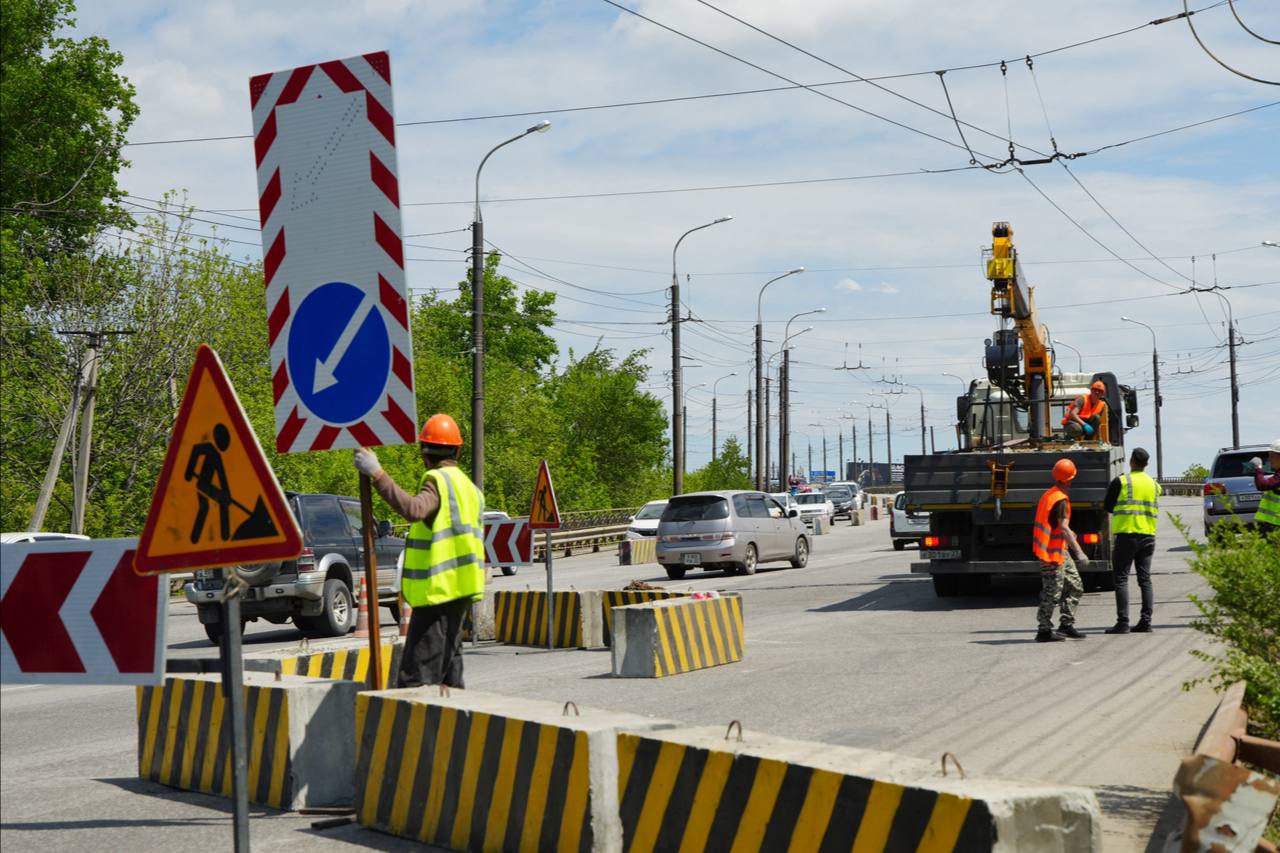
493;590;609;648
136;672;361;810
612;595;743;678
354;687;676;850
616;726;1101;852
810;517;827;535
617;538;656;566
601;589;689;648
851;509;864;526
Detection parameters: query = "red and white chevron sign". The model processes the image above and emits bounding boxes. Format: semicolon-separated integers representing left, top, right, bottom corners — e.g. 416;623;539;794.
250;52;417;454
484;521;532;567
0;539;167;685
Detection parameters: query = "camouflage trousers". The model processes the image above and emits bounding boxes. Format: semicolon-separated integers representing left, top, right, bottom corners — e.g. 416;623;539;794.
1037;554;1082;631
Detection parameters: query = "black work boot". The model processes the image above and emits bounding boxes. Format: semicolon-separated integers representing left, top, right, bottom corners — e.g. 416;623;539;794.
1130;620;1153;633
1035;629;1066;642
1059;625;1087;639
1104;622;1131;634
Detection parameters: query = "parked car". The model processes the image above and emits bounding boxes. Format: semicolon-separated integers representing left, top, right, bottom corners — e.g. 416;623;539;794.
823;485;856;520
793;492;835;526
626;499;669;539
656;491;810;579
1203;444;1273;533
889;491;930;550
186;492;404;644
0;532;90;544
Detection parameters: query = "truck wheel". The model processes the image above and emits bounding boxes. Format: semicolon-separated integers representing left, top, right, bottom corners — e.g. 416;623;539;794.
932;574;962;597
314;578;355;637
664;565;687;581
738;544;758;575
893;540;905;551
501;566;518;577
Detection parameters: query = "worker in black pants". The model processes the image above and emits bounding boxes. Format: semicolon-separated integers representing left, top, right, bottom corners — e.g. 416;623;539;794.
1104;447;1161;634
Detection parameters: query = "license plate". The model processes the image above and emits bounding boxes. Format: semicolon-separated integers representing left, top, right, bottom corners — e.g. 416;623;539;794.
682;553;702;565
1235;493;1260;504
921;549;961;560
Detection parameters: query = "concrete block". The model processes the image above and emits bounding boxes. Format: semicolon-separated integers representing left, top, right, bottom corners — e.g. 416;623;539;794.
616;726;1101;852
617;538;656;566
136;672;361;810
851;509;864;526
612;595;743;678
248;639;401;687
600;589;690;648
494;590;585;648
811;517;827;535
354;687;677;852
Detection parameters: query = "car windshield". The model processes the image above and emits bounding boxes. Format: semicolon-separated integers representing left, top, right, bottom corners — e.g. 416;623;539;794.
662;496;729;521
826;487;852;500
1212;452;1274;478
634;502;667;520
796;494;826;505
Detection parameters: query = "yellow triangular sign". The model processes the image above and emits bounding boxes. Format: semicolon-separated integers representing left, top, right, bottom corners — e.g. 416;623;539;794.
134;345;302;574
528;459;561;530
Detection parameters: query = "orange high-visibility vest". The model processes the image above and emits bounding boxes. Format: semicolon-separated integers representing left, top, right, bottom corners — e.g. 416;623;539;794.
1078;395;1109;442
1033;486;1070;564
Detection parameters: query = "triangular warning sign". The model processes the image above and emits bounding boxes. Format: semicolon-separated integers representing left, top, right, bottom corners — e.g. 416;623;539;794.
528;459;561;530
134;345;302;575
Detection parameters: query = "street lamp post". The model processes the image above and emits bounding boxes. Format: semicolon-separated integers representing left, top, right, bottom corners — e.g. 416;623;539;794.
671;217;733;496
472;120;551;489
1121;316;1163;480
711;371;738;461
809;423;828;482
756;268;804;488
941;372;968;391
780;309;824;489
681;382;706;477
1052;339;1083;373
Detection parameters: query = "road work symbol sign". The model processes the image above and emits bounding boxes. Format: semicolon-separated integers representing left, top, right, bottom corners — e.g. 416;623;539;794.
249;52;417;454
134;345;302;574
528;460;561;530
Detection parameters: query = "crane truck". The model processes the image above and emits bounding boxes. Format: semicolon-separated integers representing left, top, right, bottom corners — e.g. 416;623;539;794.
902;222;1140;597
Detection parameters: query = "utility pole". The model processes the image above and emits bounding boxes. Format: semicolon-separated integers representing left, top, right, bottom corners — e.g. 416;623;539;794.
765;376;771;490
29;348;87;531
1152;346;1163;479
746;388;753;476
868;414;874;485
807;442;812;479
838;432;843;482
70;334;101;535
822;434;828;482
1228;320;1239;449
852;421;857;481
930;426;936;453
885;409;893;484
681;405;687;477
711;395;718;462
780;350;789;489
919;396;926;456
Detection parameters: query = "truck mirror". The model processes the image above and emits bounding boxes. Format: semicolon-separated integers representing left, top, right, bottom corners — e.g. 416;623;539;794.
1121;386;1138;414
1126;414;1139;429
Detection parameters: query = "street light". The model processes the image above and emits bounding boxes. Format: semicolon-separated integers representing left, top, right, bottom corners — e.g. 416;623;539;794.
671;216;733;495
885;379;927;456
853;399;887;484
1052;339;1083;373
711;371;738;461
471;119;551;489
1263;240;1279;247
756;267;805;489
1121;316;1164;480
779;308;825;489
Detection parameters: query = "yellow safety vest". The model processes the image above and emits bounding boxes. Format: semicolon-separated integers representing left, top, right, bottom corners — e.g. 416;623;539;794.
1111;471;1161;535
1257;488;1280;527
401;466;486;608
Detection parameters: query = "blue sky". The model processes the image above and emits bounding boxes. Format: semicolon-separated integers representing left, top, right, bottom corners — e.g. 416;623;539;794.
71;0;1280;475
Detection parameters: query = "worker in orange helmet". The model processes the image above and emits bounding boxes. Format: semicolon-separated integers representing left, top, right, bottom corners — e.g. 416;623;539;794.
1032;458;1091;642
353;414;485;687
1064;381;1110;443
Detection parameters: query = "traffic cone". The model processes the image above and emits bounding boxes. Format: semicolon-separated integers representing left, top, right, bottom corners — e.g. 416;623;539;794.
399;596;411;638
354;576;370;638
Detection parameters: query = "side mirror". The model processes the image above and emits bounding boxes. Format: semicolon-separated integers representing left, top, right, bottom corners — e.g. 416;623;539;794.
377;519;393;538
788;508;799;518
1126;414;1139;429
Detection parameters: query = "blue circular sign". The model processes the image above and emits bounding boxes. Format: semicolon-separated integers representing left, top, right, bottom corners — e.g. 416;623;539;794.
287;281;390;424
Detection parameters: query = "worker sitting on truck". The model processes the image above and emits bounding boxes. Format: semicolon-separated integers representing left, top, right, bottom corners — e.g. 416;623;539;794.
1032;458;1091;642
1064;381;1109;443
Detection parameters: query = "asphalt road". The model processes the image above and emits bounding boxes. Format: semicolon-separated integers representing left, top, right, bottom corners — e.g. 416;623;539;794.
1;496;1218;851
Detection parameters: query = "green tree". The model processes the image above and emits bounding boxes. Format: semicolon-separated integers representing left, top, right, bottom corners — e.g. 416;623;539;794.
1;0;138;304
685;436;751;492
1181;462;1209;481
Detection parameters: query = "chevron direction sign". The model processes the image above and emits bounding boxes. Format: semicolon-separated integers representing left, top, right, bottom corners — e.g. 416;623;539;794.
1;538;167;685
484;520;532;567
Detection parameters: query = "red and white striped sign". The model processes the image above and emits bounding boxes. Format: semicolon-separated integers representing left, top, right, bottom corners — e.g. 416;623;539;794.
249;52;417;454
1;539;167;685
484;521;533;567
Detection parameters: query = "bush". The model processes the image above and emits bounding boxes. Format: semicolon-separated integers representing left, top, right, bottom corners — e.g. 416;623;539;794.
1175;516;1280;739
1181;462;1209;481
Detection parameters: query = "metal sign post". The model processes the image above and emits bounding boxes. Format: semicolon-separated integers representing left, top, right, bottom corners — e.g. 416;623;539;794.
545;530;554;650
358;473;384;690
219;588;250;852
528;459;562;652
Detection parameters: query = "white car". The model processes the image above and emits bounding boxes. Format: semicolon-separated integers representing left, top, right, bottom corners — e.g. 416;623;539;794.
0;531;90;544
769;493;799;518
890;491;930;550
793;492;835;526
626;500;668;539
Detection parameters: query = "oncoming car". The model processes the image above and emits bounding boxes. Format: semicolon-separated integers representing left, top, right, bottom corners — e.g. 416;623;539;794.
793;491;835;526
656;491;810;580
626;499;668;539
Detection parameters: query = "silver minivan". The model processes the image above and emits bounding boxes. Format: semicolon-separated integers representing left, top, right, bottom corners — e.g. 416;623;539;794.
656;490;810;580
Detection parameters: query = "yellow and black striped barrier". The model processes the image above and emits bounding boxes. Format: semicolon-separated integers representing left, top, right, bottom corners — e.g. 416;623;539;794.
493;590;582;648
617;538;656;565
617;729;991;852
136;672;361;810
354;688;678;850
277;642;398;685
601;589;689;647
612;594;743;677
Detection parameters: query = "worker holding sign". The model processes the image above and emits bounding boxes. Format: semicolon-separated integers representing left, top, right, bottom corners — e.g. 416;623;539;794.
353;414;485;688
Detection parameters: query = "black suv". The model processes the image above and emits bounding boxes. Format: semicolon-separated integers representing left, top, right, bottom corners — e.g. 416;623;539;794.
185;492;404;644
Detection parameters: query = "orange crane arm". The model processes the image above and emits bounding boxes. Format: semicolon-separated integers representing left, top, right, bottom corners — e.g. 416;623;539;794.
986;221;1054;435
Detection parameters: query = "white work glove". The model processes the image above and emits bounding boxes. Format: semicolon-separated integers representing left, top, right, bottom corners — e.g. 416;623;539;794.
1076;553;1091;568
353;447;383;478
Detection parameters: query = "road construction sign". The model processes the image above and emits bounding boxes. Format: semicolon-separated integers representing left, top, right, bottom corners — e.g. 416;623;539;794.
134;345;302;574
528;459;561;530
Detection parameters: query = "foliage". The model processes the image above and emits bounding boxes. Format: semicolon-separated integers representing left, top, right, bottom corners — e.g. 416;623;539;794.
1;0;138;305
1181;462;1210;481
1175;516;1280;739
685;436;751;493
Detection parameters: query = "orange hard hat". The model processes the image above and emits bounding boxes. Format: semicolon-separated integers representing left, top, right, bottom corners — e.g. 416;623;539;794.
1053;458;1078;482
1090;380;1106;393
419;413;463;446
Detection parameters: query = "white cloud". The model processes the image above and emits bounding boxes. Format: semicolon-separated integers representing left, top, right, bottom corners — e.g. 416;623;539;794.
878;283;899;293
836;278;862;291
